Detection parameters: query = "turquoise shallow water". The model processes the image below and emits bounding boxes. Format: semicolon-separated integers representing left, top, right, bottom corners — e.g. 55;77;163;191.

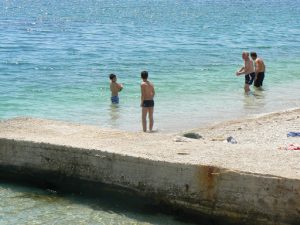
1;0;300;132
0;180;197;225
0;0;300;223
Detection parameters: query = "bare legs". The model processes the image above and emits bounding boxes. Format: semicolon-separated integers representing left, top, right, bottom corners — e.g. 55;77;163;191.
142;108;147;132
244;84;250;93
142;107;154;132
148;107;154;131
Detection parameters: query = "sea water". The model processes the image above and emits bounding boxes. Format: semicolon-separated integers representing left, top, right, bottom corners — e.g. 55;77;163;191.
0;0;300;223
1;0;300;132
0;180;197;225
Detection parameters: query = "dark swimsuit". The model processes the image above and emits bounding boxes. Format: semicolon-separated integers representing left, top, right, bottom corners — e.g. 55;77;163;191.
245;72;255;85
142;100;154;107
254;72;265;87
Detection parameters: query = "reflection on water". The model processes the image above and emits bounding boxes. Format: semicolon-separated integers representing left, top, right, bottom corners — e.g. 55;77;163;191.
243;88;266;111
108;104;121;128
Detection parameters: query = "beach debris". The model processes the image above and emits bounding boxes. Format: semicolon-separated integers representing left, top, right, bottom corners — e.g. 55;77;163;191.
286;144;300;150
174;136;192;142
177;152;190;155
287;132;300;137
211;136;226;141
227;136;237;144
183;132;202;139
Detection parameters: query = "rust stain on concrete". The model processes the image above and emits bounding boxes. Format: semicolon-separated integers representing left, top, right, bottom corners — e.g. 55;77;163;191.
197;165;221;201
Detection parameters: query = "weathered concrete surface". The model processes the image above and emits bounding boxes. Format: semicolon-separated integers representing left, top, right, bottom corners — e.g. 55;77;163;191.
0;112;300;225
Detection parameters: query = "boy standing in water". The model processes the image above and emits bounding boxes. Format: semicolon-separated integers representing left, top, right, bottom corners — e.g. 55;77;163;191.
236;51;255;93
250;52;266;88
140;71;155;132
109;74;123;104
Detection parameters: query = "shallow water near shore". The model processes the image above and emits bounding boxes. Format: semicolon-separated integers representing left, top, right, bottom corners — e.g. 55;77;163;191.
1;0;300;132
0;179;201;225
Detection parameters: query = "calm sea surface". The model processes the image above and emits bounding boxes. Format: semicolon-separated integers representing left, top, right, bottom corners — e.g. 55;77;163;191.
1;0;300;132
0;0;300;224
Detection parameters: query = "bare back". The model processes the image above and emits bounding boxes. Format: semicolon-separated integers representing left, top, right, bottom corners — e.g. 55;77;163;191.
110;82;122;96
255;58;265;73
141;81;155;100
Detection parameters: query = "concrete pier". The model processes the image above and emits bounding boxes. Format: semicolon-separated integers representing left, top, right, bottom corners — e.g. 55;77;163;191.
0;115;300;225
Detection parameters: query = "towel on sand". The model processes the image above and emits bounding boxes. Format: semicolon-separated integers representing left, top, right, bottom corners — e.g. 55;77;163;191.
287;144;300;150
287;132;300;137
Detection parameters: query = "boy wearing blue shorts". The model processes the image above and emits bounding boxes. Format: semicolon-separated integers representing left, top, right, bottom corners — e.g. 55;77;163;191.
109;74;123;104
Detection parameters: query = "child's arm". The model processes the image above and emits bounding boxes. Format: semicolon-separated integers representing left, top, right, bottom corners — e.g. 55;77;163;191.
117;83;123;92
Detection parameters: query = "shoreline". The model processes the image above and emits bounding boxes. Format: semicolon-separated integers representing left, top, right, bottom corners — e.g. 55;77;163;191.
2;80;299;134
174;106;300;134
0;107;300;224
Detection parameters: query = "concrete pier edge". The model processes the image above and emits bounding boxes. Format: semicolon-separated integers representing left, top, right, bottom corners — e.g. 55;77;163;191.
0;165;227;225
0;115;300;225
1;118;300;225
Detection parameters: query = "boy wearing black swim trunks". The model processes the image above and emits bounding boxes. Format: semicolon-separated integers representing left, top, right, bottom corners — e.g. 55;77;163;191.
140;71;155;132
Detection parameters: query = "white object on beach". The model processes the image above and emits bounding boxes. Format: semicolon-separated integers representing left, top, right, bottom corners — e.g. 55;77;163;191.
173;136;192;142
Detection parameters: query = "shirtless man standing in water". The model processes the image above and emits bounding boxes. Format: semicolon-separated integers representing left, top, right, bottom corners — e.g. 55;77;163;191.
236;51;255;93
140;71;155;132
250;52;266;88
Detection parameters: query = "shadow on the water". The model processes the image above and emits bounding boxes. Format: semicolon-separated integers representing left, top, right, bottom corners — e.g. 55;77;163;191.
0;169;239;225
0;173;209;225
